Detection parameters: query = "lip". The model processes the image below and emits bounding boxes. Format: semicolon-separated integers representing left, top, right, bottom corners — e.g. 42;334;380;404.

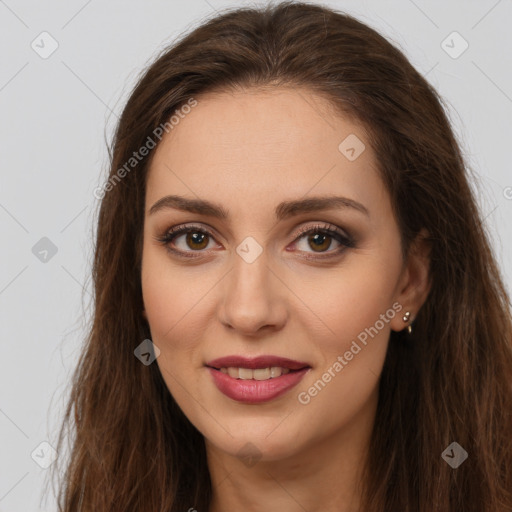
205;355;311;404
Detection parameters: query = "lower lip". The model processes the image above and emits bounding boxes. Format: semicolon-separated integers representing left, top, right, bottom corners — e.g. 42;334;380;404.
207;367;310;404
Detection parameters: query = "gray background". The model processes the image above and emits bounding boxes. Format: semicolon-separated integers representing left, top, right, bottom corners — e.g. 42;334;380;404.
1;0;511;510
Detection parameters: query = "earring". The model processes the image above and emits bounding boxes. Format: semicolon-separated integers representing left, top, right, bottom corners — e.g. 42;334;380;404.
402;311;413;334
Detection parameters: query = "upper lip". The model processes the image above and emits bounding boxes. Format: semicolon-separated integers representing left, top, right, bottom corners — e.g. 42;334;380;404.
206;355;310;371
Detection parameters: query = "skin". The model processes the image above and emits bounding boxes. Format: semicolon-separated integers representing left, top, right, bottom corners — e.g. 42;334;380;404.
141;87;431;512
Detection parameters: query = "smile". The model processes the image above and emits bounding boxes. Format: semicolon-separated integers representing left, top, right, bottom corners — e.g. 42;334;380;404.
205;355;311;404
218;366;291;380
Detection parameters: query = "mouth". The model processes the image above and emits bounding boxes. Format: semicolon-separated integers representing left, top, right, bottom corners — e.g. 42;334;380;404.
205;355;311;403
212;366;296;380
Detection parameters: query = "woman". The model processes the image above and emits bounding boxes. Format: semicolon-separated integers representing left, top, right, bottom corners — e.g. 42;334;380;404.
53;2;512;510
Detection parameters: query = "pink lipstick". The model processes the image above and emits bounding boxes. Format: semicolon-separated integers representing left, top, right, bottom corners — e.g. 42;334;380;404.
206;355;311;404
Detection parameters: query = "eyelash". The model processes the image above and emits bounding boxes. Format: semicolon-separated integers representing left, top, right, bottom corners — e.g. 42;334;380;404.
154;222;355;260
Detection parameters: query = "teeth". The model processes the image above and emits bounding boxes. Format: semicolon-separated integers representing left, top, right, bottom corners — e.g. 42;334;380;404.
220;367;291;380
270;366;283;378
227;367;239;378
253;368;270;380
239;368;253;380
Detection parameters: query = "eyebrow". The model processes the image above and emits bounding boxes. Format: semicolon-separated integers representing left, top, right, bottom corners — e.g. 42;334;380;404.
148;194;369;220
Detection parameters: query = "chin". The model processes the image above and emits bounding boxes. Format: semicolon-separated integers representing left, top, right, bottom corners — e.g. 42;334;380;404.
205;424;306;464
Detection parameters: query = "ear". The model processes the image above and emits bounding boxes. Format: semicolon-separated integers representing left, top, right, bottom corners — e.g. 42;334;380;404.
390;228;432;332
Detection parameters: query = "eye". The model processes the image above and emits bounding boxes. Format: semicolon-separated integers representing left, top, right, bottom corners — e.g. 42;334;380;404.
289;222;355;259
155;222;355;259
155;224;218;258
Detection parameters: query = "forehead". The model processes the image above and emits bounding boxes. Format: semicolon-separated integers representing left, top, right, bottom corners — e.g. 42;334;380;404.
145;88;386;222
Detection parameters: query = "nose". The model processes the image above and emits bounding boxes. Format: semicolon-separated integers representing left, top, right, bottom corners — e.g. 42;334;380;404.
218;253;288;337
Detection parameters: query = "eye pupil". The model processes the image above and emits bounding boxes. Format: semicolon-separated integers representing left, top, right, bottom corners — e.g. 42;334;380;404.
187;232;208;249
309;233;330;252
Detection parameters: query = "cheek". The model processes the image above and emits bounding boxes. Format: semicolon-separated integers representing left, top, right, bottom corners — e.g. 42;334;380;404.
141;246;213;348
141;248;211;408
292;269;397;430
290;255;401;357
289;248;402;425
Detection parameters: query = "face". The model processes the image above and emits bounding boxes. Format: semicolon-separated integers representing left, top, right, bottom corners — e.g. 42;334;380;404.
141;88;424;462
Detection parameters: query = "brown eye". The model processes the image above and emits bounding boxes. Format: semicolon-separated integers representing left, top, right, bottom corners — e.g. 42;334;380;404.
306;232;334;252
184;231;209;250
292;223;354;258
156;222;355;260
156;225;217;256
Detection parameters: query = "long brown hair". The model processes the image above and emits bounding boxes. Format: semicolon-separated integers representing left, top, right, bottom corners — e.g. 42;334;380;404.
51;2;512;510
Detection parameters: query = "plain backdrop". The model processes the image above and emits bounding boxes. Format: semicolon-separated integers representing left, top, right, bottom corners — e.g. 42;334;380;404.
1;0;511;510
